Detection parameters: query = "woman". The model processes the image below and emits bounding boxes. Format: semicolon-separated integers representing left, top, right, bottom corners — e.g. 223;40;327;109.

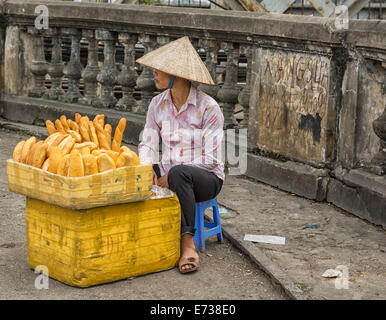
137;36;224;274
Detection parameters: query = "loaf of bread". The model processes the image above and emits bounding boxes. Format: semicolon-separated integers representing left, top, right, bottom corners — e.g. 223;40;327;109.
13;140;25;162
60;115;70;132
67;130;82;143
58;135;75;155
56;154;71;176
68;119;79;133
31;142;48;168
97;153;116;173
116;151;134;168
104;124;112;149
67;150;84;177
79;147;91;157
47;146;64;174
93;120;110;150
83;154;98;176
20;136;36;164
120;146;140;165
55;119;65;133
112;118;126;152
41;158;50;171
75;113;82;125
88;121;100;149
26;141;43;166
106;150;119;163
73;142;97;151
79;116;91;142
45;120;56;135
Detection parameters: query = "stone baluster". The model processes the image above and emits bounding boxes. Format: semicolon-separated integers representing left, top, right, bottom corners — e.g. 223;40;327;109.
217;42;240;129
94;30;118;109
370;108;386;175
28;27;48;98
59;28;82;103
116;33;138;111
198;39;219;99
237;45;253;128
79;30;100;106
44;28;64;100
134;34;157;115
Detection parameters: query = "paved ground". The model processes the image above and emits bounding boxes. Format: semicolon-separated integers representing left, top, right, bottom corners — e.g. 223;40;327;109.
0;128;287;300
1;123;385;300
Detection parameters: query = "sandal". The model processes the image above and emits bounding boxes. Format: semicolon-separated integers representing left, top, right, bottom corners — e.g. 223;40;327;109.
178;256;200;274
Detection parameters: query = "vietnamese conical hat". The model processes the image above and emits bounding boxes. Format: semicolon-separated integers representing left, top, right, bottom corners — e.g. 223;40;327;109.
136;36;215;86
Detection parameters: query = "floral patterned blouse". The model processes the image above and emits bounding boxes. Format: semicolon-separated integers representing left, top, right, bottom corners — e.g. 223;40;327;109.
138;85;225;181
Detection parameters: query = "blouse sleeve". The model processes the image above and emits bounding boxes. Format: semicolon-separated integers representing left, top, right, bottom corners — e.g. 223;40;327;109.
138;100;160;164
194;102;224;171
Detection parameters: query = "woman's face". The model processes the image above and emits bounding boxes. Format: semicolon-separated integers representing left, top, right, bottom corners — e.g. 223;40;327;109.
153;69;171;89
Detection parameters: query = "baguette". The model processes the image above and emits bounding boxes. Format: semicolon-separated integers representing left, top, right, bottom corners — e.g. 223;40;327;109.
112;118;126;152
68;120;80;133
55;119;65;133
79;116;91;142
75;113;82;125
106;150;119;163
45;120;56;135
83;154;98;176
93;120;110;150
104;124;112;149
88;121;100;148
60;115;70;131
97;153;116;173
67;150;84;177
20;136;36;164
13;140;25;162
73;142;97;151
41;158;50;171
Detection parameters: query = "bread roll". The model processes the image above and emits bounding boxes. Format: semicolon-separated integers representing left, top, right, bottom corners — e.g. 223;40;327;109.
31;142;48;168
119;146;140;165
20;136;36;164
83;154;98;176
97;153;116;173
106;150;119;163
58;135;75;155
116;151;134;168
79;116;91;142
67;130;82;143
45;132;62;146
47;146;63;174
41;158;50;171
112;118;126;152
73;142;97;151
56;154;71;176
26;141;44;165
45;120;56;135
13;140;25;162
55;119;65;133
67;150;84;177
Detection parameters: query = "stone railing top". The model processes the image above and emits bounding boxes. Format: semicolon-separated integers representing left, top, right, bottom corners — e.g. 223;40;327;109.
0;0;385;52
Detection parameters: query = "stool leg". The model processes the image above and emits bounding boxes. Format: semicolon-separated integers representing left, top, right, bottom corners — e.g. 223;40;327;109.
213;203;224;244
193;204;200;251
199;209;206;252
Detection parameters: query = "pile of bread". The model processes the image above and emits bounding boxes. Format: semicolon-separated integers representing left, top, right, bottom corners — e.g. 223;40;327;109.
12;113;140;177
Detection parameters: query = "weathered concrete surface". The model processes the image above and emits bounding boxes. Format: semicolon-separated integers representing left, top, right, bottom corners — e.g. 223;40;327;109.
355;59;386;166
328;167;386;229
253;48;334;165
217;175;386;300
0;128;287;300
246;153;329;201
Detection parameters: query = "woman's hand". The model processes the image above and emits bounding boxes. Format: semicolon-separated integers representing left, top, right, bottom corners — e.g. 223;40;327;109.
157;174;169;189
152;168;158;186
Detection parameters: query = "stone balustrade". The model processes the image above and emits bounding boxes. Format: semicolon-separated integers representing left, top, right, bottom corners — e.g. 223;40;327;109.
0;0;385;227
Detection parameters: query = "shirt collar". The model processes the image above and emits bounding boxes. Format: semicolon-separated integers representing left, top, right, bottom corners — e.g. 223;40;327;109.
163;85;197;108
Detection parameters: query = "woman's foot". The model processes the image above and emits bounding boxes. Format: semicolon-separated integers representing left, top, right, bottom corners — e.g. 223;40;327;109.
179;234;200;273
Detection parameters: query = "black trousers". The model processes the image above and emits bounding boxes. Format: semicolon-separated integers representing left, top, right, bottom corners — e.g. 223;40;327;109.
153;164;223;236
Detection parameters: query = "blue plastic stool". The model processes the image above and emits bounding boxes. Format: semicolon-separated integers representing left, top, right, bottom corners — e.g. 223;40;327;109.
193;198;224;252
